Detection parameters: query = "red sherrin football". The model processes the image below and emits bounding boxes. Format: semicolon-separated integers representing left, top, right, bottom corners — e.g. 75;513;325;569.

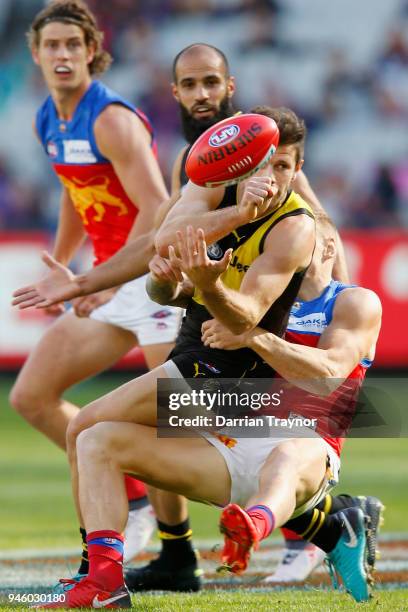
185;113;280;188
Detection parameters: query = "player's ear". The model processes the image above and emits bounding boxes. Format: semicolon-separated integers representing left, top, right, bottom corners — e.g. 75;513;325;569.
172;83;180;103
31;45;40;66
325;237;336;260
292;159;304;182
227;76;236;98
86;41;96;66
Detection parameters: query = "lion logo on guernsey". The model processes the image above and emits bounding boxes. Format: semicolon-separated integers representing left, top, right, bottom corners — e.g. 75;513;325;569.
58;175;128;224
209;124;240;148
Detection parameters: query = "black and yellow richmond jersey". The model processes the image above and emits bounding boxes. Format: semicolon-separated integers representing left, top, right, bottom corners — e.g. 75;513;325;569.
170;185;314;378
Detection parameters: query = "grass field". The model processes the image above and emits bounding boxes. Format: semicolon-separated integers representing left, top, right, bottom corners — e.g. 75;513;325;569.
0;372;407;610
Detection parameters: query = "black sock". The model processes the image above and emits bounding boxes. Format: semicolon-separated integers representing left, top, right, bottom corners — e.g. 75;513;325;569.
315;493;359;514
283;509;343;553
156;519;196;569
77;527;89;575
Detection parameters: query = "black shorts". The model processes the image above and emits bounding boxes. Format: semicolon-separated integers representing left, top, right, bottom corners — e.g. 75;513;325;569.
167;347;276;380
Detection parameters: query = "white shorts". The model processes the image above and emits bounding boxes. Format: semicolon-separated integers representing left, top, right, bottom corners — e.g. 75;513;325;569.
162;359;340;515
203;428;340;514
88;275;183;346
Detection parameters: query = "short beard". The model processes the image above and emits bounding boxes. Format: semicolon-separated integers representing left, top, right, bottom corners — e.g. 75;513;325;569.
180;97;235;144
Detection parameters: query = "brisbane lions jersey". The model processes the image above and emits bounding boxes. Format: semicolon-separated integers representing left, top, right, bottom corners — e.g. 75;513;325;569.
284;280;373;457
36;80;156;265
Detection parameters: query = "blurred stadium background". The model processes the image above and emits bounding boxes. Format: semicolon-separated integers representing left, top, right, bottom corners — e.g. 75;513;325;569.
0;0;407;368
0;0;407;605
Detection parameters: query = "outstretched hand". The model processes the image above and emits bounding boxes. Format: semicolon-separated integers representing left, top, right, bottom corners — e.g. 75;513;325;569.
12;251;81;310
168;226;232;291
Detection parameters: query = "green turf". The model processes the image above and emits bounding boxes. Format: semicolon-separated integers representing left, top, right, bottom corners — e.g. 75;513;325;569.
0;373;407;550
1;590;408;611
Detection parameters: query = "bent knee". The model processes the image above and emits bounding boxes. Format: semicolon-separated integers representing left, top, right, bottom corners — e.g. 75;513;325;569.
76;423;117;461
66;399;99;445
9;383;52;422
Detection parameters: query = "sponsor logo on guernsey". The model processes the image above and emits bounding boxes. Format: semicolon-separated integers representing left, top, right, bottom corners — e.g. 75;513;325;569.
229;254;250;273
287;312;327;334
47;141;58;158
63;139;97;163
209;124;240;147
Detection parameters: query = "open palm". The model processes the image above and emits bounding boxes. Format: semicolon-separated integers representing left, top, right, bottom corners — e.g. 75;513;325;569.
12;251;81;309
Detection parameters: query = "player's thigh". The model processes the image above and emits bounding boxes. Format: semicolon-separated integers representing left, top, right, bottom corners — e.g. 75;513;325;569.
80;422;231;507
13;312;137;396
260;438;327;502
142;342;174;370
70;365;169;435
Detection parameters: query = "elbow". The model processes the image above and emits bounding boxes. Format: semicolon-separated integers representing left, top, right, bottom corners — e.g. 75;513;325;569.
314;362;345;396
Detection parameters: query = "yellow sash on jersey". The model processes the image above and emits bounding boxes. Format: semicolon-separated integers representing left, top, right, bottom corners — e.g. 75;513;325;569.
193;191;314;305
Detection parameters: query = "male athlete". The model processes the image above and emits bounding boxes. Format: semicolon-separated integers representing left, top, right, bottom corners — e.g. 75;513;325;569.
12;41;362;589
9;0;181;572
15;106;345;609
25;207;380;607
201;215;383;595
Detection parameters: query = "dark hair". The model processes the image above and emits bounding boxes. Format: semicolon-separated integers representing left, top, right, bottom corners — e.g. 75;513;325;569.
27;0;112;76
250;105;306;163
172;43;230;81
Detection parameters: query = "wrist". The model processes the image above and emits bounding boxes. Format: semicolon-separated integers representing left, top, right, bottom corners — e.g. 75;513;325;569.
149;272;177;289
200;276;222;296
246;328;273;350
76;274;89;297
235;203;251;226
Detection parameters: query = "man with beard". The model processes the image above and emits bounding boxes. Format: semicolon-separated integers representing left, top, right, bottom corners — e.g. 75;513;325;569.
13;42;238;594
13;45;351;592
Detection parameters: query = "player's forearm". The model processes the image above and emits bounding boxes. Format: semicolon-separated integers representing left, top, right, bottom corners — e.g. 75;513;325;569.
201;281;261;335
76;232;155;295
52;228;86;266
246;331;344;394
53;195;87;265
146;274;193;307
155;206;244;257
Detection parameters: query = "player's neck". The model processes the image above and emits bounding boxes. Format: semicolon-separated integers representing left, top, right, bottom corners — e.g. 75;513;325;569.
51;79;92;121
298;269;332;301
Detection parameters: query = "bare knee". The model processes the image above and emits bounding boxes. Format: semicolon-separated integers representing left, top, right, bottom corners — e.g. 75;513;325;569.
76;423;119;465
9;379;57;424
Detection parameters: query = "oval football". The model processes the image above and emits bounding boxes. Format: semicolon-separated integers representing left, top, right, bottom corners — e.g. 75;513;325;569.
185;113;280;188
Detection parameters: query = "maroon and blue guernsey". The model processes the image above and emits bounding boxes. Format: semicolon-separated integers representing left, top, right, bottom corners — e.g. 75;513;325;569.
284;280;373;457
36;80;156;265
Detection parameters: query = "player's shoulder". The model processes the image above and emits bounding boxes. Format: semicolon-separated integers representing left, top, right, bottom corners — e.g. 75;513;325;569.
170;144;190;197
268;203;315;241
94;101;143;139
333;286;382;322
173;144;190;172
35;94;53;121
35;95;54;142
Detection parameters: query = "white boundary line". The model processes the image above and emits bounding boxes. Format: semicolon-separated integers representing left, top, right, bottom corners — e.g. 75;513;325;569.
1;533;408;561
